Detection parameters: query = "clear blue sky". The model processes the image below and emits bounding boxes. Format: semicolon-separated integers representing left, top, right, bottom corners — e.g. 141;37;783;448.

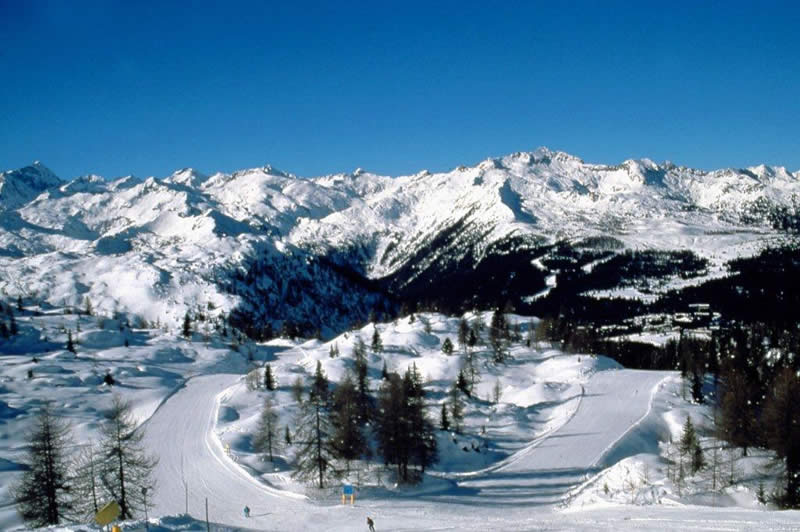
1;1;799;179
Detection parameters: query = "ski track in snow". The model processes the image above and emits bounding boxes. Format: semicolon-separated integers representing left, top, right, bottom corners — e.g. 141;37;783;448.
145;368;670;530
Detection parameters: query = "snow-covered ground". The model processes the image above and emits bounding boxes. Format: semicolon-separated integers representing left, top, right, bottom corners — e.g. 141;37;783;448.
2;311;800;531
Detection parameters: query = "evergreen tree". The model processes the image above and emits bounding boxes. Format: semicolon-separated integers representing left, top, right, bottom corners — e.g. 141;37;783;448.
489;308;509;363
182;312;192;339
456;370;470;397
381;359;389;380
293;361;336;488
405;364;437;475
84;296;93;316
10;312;18;335
371;327;383;354
284;425;292;446
719;369;758;456
679;416;704;474
253;397;280;462
376;373;409;480
98;395;158;519
264;364;276;391
467;328;478;349
17;294;23;312
66;330;75;353
329;343;339;358
440;402;450;431
375;365;437;483
763;368;800;507
352;337;372;423
331;374;369;472
12;404;73;527
441;337;454;355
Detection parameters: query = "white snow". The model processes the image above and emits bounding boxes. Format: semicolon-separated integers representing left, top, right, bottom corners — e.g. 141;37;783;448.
2;312;800;531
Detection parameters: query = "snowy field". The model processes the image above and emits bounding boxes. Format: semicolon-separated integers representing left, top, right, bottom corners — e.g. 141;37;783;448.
2;310;799;531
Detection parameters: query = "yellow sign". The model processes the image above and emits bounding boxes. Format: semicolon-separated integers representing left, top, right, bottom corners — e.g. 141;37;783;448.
95;500;121;526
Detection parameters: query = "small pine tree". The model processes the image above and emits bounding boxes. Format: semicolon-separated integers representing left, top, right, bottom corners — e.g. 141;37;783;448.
329;343;339;358
456;370;470;397
441;337;454;355
381;359;389;380
371;327;383;354
440;402;450;431
83;296;93;316
264;364;276;391
284;425;292;446
182;312;192;339
66;330;75;353
17;295;23;312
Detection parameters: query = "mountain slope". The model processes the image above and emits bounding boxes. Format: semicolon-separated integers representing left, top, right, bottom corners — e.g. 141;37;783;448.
1;148;798;335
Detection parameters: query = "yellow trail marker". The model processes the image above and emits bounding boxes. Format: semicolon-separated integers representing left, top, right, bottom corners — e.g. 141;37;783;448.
95;500;121;526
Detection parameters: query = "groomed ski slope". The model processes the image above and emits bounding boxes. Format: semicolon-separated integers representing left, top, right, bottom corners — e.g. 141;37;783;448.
145;368;668;530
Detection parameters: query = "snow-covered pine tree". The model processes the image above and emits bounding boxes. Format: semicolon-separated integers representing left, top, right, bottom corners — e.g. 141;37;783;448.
264;364;276;391
12;404;74;527
98;395;158;519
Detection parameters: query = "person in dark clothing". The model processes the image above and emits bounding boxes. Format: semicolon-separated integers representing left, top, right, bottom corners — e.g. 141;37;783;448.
243;506;250;518
367;516;375;531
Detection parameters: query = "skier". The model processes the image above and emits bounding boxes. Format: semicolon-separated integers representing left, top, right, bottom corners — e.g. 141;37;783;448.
367;516;375;532
243;505;250;518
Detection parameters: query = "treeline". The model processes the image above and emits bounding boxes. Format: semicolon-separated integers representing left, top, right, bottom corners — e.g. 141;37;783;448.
12;396;157;528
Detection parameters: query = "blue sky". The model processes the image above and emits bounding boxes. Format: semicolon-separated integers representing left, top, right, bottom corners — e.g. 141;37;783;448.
1;1;799;179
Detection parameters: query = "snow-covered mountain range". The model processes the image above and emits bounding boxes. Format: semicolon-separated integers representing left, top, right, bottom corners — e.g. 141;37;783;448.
1;148;798;335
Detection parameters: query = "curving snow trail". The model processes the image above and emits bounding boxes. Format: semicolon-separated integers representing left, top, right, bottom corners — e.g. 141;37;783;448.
446;369;669;507
144;374;308;530
143;369;669;529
